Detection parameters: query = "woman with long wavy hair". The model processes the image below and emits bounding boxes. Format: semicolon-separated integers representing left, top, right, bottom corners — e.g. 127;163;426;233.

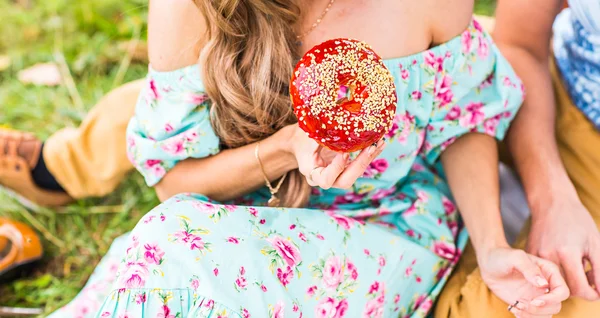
51;0;569;317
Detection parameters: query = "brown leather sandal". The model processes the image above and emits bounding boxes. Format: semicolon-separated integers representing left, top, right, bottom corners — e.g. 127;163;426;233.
0;129;72;208
0;218;43;283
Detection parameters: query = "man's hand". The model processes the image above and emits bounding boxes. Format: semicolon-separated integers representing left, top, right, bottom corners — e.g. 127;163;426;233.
528;198;600;301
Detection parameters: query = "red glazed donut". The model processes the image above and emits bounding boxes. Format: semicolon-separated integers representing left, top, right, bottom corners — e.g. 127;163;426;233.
290;38;397;153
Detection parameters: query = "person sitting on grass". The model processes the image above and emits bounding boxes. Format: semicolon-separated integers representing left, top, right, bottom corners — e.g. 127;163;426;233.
35;0;571;317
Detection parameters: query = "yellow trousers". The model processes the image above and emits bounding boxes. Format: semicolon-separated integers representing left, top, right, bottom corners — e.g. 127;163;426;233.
42;17;600;317
43;80;142;198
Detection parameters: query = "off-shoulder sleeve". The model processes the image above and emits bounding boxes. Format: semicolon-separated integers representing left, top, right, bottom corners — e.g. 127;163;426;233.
422;45;525;164
126;64;220;186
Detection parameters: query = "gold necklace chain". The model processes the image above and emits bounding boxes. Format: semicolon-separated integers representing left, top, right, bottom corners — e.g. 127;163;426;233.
296;0;336;43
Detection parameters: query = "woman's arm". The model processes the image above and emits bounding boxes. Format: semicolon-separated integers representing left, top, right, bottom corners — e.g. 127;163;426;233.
144;0;385;201
155;127;295;201
441;134;569;315
147;0;298;201
441;134;507;255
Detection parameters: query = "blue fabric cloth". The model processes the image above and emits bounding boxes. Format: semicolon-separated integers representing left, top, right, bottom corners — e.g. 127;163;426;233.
52;19;524;318
553;2;600;130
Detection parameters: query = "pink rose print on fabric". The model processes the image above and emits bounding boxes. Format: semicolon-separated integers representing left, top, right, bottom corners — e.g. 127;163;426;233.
143;159;165;178
322;256;343;290
333;192;367;205
150;164;166;178
298;232;307;242
477;34;490;59
459;102;485;127
315;297;336;318
185;92;208;105
144;159;162;169
235;276;248;290
157;305;175;318
161;138;185;156
424;51;445;73
447;220;459;237
173;230;205;251
347;260;359;281
478;72;495;90
227;237;240;244
362;158;389;178
143;242;165;265
190;278;200;290
401;69;410;81
371;187;396;201
432;240;457;261
333;299;349;318
364;280;386;317
267;235;302;268
434;74;454;108
146;79;160;103
327;212;355;231
413;294;434;314
461;30;472;53
277;266;294;287
411;90;422;101
184;130;200;143
386;121;399;138
126;136;136;163
135;292;147;304
269;302;284;318
242;308;251;318
445;106;462;121
442;196;456;216
484;115;500;135
118;261;149;289
164;123;174;133
307;285;318;297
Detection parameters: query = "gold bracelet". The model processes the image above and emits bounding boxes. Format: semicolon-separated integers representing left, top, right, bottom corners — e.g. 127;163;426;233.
255;142;287;207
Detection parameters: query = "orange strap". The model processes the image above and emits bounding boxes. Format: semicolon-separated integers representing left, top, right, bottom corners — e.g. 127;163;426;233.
0;224;22;271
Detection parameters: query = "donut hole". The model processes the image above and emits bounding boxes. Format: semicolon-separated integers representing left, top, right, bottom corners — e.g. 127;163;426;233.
336;81;362;113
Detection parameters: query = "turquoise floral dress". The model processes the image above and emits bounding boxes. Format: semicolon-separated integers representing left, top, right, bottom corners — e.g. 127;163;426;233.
51;19;524;318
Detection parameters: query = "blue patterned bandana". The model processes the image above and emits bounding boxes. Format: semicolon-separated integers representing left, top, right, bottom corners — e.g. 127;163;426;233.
553;1;600;130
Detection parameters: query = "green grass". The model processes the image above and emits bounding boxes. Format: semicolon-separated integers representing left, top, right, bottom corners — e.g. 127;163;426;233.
0;0;495;315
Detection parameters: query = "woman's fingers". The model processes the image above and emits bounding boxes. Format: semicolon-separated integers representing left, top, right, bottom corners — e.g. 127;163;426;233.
509;298;561;317
332;140;385;189
531;256;570;304
513;252;549;289
309;153;349;189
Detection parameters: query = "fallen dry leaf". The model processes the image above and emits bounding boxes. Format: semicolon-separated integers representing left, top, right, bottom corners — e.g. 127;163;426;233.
17;62;62;86
0;55;10;71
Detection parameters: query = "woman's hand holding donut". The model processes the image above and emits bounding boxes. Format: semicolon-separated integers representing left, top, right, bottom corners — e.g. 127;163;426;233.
286;124;385;189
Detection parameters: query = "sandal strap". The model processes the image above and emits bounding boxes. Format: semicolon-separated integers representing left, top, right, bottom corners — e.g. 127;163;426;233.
0;129;41;168
0;224;23;271
0;224;23;249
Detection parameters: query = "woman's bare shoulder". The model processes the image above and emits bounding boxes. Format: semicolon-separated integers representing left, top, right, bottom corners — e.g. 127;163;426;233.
148;0;207;71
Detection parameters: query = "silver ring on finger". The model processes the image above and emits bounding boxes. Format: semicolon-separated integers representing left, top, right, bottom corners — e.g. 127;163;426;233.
507;300;519;312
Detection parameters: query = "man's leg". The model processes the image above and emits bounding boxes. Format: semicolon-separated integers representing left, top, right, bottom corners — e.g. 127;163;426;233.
43;79;143;199
0;79;142;206
434;58;600;318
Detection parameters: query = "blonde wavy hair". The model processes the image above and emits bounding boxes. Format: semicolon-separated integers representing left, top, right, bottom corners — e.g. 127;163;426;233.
195;0;310;208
